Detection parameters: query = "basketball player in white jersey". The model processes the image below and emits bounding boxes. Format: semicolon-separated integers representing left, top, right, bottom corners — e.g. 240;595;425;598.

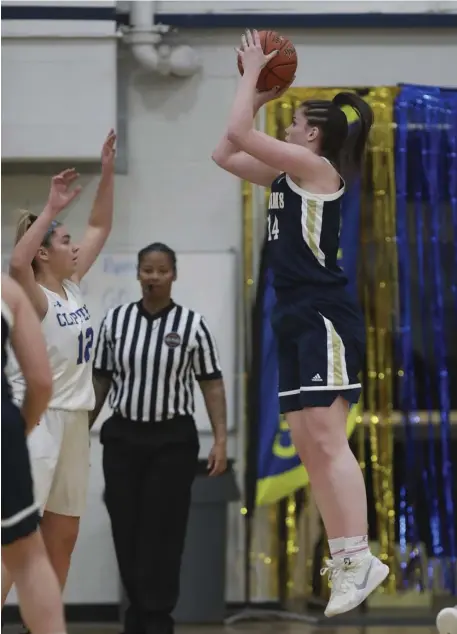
2;130;116;609
2;274;67;634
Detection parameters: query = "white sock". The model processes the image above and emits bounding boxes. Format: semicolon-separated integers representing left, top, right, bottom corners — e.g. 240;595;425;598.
345;535;370;559
328;537;345;560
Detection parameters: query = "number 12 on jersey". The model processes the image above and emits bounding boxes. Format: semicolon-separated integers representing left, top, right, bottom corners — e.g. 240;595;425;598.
267;214;279;241
77;327;94;365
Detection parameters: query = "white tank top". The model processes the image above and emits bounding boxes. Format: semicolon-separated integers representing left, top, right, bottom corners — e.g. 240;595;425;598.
7;279;95;411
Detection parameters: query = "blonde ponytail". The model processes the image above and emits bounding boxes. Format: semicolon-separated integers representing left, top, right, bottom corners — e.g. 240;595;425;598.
15;210;38;245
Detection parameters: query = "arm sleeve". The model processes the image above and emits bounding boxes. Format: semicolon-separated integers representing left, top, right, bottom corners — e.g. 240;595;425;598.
192;316;223;381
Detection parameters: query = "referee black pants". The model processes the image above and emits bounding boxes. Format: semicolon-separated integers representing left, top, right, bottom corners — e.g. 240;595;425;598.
101;414;199;634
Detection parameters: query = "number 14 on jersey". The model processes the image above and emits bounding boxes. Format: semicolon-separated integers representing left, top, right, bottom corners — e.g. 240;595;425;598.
268;214;279;241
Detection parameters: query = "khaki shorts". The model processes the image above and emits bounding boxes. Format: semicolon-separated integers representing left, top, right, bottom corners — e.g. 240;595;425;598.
26;409;90;517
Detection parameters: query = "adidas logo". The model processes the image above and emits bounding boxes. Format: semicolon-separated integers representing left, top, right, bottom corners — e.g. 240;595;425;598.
311;373;323;382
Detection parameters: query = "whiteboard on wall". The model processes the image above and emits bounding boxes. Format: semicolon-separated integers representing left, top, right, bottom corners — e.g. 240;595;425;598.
2;250;238;434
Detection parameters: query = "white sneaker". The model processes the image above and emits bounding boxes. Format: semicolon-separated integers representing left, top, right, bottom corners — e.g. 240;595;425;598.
322;553;389;617
437;606;457;634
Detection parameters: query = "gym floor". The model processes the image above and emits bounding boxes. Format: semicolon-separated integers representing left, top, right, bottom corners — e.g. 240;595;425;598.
3;624;439;634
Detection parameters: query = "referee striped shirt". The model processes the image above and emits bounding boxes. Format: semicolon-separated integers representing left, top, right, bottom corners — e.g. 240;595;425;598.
93;301;222;422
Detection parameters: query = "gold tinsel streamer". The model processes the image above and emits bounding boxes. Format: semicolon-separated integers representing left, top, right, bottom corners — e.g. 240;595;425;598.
242;180;254;298
286;496;298;596
244;169;280;599
269;504;280;598
361;87;399;592
303;487;315;598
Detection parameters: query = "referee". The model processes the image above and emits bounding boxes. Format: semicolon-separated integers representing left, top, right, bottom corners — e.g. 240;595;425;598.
91;242;227;634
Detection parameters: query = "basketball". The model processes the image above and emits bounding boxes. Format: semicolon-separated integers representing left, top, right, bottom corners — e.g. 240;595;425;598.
237;30;297;92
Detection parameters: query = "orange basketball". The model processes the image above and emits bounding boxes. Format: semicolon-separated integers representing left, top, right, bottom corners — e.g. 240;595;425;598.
237;30;297;92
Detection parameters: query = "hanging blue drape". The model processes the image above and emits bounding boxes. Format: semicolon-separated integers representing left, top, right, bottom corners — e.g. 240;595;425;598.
395;84;457;592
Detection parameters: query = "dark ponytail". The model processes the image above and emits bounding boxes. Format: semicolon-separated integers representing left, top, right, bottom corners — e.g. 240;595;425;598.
332;92;374;180
301;92;374;183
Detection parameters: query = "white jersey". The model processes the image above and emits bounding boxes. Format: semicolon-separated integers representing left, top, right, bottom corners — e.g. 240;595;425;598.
6;279;95;411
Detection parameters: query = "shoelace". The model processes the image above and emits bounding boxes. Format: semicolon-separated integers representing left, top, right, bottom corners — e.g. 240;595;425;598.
320;559;342;591
320;558;357;595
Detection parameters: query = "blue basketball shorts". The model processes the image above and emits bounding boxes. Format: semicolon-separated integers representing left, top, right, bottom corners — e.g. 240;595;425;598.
271;297;365;413
1;400;40;546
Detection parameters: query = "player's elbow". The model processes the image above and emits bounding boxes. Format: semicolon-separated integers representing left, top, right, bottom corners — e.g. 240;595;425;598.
211;145;235;169
211;148;226;168
226;127;245;148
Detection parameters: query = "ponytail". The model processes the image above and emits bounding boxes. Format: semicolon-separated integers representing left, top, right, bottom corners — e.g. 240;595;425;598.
15;210;60;248
15;210;38;245
14;210;61;274
332;92;374;181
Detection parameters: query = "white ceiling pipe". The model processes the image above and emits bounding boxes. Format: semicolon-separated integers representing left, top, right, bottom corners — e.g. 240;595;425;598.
130;1;160;71
129;1;200;77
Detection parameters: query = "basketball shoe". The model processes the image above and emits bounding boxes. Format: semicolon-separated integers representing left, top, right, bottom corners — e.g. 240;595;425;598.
321;552;389;617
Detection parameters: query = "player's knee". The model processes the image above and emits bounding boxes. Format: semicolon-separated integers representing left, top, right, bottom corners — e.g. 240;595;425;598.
41;513;80;555
301;408;347;462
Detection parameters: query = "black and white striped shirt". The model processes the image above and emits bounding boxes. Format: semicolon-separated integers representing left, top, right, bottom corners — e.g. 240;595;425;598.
93;301;222;422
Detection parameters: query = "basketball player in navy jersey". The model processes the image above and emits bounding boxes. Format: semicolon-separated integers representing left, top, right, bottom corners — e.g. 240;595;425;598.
2;274;67;634
2;131;116;614
213;30;388;617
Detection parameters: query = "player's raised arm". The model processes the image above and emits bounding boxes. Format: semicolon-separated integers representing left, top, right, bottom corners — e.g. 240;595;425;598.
73;130;116;282
212;87;282;187
9;171;82;319
226;29;328;183
212;31;301;187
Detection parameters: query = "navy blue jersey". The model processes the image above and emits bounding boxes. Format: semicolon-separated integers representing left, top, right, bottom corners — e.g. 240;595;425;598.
267;171;347;293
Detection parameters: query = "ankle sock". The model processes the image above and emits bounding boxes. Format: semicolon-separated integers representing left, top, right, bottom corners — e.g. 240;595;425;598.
345;535;370;558
328;537;345;560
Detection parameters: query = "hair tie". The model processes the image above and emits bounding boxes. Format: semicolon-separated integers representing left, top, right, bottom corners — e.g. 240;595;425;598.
43;219;59;241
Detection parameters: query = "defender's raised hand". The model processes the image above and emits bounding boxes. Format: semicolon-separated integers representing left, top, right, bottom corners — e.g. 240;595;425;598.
46;169;82;215
101;129;116;173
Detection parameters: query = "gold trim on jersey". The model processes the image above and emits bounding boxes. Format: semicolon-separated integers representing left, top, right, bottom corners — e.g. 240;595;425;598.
301;198;326;266
319;312;350;387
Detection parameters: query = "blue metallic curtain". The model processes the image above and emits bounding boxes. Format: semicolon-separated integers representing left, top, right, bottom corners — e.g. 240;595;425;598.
395;84;457;592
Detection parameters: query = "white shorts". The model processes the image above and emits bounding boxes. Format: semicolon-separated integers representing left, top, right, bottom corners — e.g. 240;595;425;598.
26;409;90;517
